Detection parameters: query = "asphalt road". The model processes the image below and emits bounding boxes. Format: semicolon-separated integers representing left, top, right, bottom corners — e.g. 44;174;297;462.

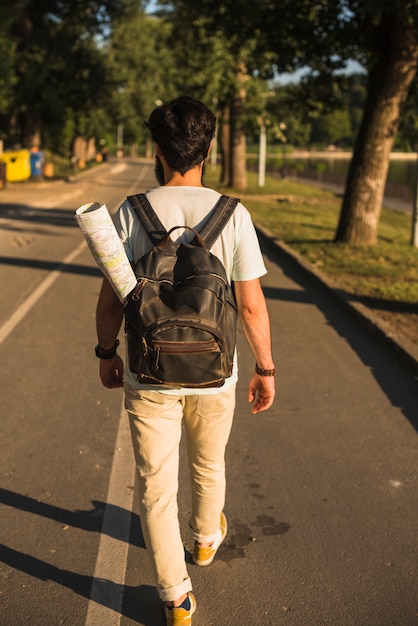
0;160;417;626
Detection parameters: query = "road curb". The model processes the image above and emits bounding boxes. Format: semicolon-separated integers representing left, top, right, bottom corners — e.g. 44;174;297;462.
256;224;418;377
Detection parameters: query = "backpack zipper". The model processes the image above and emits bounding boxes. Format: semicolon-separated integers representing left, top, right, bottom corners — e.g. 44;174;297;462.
153;340;219;370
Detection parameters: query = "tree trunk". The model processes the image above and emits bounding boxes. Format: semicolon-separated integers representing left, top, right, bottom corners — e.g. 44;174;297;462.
21;111;41;149
230;123;247;189
335;15;418;245
229;65;248;190
219;102;231;184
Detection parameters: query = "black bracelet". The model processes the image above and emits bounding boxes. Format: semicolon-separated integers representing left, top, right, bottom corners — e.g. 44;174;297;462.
95;339;119;359
255;364;276;376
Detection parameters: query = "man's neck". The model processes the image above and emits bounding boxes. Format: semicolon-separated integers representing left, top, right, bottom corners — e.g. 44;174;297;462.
164;165;204;187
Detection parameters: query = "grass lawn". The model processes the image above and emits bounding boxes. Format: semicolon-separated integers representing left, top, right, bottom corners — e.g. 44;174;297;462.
204;168;418;307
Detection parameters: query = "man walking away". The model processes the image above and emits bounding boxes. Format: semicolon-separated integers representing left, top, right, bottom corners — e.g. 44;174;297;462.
95;96;276;625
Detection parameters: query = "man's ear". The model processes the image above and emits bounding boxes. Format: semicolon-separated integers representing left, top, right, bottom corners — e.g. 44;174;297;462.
206;139;214;157
155;144;169;165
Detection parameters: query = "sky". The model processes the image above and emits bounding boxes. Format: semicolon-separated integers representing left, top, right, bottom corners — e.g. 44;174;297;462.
276;59;365;85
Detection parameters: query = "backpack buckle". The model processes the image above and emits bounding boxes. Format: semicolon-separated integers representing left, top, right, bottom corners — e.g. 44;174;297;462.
132;278;147;301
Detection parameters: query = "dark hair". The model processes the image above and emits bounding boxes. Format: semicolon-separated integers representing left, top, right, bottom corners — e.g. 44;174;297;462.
147;96;216;175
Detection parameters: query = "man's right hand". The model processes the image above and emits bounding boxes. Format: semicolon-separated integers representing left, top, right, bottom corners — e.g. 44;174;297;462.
248;373;275;414
99;354;124;388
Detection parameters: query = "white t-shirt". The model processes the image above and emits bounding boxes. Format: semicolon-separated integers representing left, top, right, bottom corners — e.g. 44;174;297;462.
116;186;267;394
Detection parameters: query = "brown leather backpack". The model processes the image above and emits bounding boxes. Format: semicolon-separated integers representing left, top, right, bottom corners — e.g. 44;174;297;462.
123;193;239;388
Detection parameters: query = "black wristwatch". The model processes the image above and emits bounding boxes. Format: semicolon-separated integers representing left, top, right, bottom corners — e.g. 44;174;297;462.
95;340;119;359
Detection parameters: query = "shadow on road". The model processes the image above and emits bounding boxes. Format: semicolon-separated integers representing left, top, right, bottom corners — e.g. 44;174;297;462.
0;488;144;549
0;544;164;624
0;256;102;277
0;488;166;623
258;230;418;433
0;204;78;229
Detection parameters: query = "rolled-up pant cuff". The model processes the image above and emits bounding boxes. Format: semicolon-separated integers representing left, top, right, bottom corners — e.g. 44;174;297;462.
158;577;193;602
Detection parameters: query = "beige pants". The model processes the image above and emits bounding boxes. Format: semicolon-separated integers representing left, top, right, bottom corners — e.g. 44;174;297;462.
124;383;236;601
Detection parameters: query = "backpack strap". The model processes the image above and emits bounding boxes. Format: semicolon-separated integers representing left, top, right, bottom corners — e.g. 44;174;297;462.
127;192;239;249
197;195;239;249
127;193;167;246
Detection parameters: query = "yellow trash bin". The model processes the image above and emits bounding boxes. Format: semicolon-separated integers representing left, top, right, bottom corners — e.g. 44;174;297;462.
0;150;31;182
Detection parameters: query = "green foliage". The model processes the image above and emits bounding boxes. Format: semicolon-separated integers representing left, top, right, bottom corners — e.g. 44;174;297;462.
156;0;282;131
311;109;352;147
106;11;177;147
259;72;368;149
1;0;418;165
397;69;418;150
0;0;140;151
0;28;16;115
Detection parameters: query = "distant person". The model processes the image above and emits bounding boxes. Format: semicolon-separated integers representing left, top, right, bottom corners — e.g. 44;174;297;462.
95;96;275;625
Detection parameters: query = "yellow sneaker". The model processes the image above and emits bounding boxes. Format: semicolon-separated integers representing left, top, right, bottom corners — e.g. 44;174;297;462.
193;512;227;566
164;592;196;626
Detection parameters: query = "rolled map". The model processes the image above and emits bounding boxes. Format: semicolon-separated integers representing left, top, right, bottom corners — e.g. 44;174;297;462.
75;202;137;302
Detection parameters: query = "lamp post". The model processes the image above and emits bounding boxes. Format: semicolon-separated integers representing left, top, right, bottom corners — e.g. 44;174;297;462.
258;123;267;188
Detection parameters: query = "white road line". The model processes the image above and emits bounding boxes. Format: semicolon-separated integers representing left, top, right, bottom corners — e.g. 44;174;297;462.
0;240;86;346
84;401;136;626
84;164;151;624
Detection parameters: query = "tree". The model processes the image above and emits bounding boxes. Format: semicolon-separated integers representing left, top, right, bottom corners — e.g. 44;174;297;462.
107;9;177;152
238;0;418;243
168;1;418;244
155;0;281;189
396;76;418;151
0;1;139;149
0;21;16;120
262;85;310;148
335;1;418;244
396;89;418;151
310;109;352;147
347;75;368;143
